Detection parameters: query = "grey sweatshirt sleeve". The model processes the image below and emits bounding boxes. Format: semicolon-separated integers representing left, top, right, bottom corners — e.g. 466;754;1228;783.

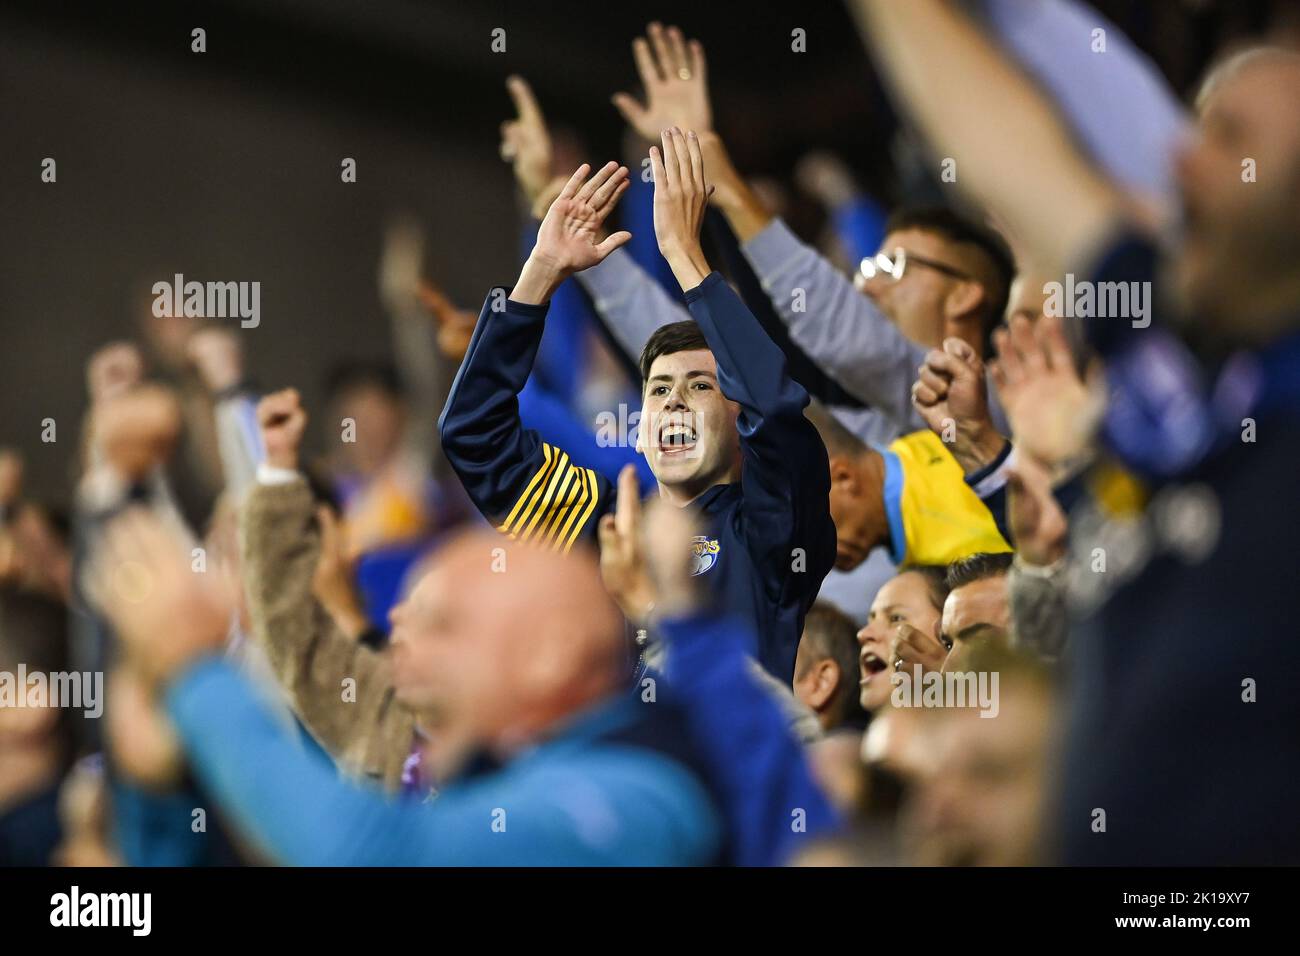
741;218;929;434
573;247;692;360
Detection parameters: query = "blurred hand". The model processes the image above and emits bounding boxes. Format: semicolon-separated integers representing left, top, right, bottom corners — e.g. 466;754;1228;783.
912;337;1006;475
650;128;712;286
87;509;236;686
93;384;182;482
105;666;185;790
989;313;1104;468
1006;451;1069;568
0;449;23;508
86;342;144;404
513;162;632;303
597;465;656;623
500;75;555;208
641;494;705;619
613;23;712;141
256;388;308;471
187;326;244;394
417;279;478;363
890;622;948;674
312;505;370;640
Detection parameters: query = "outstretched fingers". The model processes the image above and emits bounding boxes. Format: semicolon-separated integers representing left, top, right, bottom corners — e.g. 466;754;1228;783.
589;165;629;213
685;130;705;194
558;164;592;201
576;160;621;204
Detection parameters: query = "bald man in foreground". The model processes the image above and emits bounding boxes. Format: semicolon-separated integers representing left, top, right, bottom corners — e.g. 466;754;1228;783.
89;514;722;866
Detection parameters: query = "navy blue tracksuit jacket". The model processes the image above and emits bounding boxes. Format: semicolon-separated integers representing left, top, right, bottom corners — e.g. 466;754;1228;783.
438;271;836;682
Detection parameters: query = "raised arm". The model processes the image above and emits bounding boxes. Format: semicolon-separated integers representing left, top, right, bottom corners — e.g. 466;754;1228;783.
242;389;415;790
974;0;1187;206
438;163;632;549
164;659;711;866
848;0;1126;278
499;73;692;364
609;24;931;434
651;129;836;603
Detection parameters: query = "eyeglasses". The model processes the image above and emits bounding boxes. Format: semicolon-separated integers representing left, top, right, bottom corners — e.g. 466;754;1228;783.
858;247;972;284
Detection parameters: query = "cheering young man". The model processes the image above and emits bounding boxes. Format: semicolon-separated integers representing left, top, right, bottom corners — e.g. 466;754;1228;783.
439;129;835;681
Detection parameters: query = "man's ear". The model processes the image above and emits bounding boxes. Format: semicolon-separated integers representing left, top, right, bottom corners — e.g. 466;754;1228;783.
828;455;858;494
945;279;987;324
807;659;841;711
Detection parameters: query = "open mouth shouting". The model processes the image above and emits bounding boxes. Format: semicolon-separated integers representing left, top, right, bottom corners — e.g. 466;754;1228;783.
656;415;699;457
859;649;889;685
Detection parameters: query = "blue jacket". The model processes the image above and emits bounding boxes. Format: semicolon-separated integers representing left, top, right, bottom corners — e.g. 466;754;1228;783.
438;271;836;682
163;659;722;866
659;611;842;865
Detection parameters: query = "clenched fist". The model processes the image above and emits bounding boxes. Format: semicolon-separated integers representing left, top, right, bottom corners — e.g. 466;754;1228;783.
256;388;308;471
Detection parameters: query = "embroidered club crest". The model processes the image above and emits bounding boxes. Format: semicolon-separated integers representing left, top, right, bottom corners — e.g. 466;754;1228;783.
689;535;720;576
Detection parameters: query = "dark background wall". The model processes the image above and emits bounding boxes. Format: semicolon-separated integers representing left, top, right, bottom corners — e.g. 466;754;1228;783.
1;0;1293;505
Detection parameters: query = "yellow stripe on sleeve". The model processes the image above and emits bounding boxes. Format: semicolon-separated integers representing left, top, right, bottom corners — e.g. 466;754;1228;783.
497;442;556;537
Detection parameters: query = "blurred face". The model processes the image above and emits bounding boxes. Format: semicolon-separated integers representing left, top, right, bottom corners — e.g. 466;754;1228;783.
639;349;740;502
1005;272;1051;326
387;569;508;767
333;385;405;476
856;229;978;349
387;534;621;781
906;684;1052;866
940;576;1010;670
1176;57;1300;335
857;571;942;711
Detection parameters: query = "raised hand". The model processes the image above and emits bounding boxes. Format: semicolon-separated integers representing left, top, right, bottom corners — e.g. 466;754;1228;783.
513;162;632;304
613;23;712;142
911;337;1006;475
500;75;557;210
86;341;145;404
256;388;308;471
87;509;236;686
641;494;706;620
0;449;23;509
1006;450;1069;568
650;128;712;289
597;464;656;623
417;278;478;362
93;383;182;482
989;312;1104;468
890;621;949;675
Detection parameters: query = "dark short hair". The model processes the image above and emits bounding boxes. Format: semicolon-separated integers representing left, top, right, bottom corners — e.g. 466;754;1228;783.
945;551;1014;591
798;602;869;730
903;564;951;613
884;205;1016;356
324;359;405;404
638;321;710;385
